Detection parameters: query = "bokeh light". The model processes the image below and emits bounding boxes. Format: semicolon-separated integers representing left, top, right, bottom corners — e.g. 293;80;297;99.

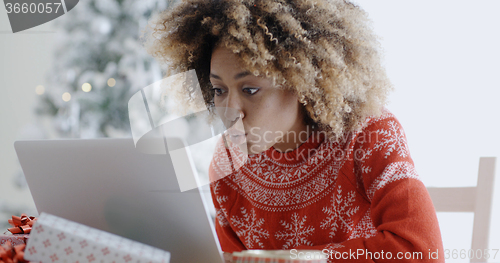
107;78;116;87
82;83;92;92
62;92;71;102
35;85;45;95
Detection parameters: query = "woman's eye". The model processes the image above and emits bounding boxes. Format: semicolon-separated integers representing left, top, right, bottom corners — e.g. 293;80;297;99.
211;88;225;96
243;87;259;95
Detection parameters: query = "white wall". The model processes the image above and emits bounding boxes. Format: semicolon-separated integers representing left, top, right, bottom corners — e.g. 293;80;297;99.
1;1;499;262
0;5;54;212
355;1;500;261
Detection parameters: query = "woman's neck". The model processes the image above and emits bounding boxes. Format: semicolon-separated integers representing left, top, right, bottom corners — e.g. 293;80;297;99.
272;124;317;153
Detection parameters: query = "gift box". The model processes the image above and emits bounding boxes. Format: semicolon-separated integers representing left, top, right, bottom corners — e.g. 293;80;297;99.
0;241;32;263
1;214;36;247
0;234;30;247
24;213;171;263
7;214;37;235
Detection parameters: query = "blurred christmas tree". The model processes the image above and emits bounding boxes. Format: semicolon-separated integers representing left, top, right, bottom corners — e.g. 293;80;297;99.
35;0;177;138
1;0;184;230
29;0;215;181
0;0;223;225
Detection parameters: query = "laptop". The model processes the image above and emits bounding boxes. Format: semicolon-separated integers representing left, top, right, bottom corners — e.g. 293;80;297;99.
14;137;224;263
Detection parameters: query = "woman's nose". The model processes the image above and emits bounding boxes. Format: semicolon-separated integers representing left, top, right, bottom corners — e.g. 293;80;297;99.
223;92;244;122
222;92;245;131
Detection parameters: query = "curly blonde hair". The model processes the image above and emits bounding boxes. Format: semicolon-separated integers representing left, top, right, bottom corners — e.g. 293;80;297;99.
141;0;392;141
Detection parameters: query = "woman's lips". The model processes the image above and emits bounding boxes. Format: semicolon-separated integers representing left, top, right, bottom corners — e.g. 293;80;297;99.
228;133;247;145
226;127;247;144
227;128;246;136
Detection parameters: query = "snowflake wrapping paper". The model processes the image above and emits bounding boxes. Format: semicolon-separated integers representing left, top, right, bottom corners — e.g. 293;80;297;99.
0;234;30;246
23;213;170;263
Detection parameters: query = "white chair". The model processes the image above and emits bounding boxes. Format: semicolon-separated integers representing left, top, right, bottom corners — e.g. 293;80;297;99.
426;157;496;263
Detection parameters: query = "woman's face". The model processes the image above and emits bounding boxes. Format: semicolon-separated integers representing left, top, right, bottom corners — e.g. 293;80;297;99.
210;46;308;154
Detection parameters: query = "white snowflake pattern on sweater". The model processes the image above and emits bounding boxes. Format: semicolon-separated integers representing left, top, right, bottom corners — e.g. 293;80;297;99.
275;213;315;249
231;207;270;249
212;181;230;227
320;185;360;238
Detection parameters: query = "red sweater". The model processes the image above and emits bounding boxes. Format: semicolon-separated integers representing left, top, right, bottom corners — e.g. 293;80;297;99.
209;109;444;262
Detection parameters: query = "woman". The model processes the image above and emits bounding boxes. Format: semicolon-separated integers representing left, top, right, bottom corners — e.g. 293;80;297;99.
143;0;444;262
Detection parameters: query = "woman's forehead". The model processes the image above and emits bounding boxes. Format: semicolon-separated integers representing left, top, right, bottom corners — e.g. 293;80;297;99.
210;47;247;74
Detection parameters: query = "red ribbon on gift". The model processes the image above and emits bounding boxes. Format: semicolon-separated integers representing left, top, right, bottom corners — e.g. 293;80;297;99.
7;214;37;235
0;241;29;263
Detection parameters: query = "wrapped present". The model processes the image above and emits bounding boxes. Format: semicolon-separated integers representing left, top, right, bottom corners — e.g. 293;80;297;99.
7;214;37;235
232;250;327;263
0;234;30;247
24;213;171;263
0;241;31;263
1;214;36;247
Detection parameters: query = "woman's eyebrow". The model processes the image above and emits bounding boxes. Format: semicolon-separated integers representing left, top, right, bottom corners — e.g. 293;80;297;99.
234;71;251;79
210;71;251;80
209;73;221;80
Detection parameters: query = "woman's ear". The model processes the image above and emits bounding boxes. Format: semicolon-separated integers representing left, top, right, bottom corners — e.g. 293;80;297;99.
300;100;316;127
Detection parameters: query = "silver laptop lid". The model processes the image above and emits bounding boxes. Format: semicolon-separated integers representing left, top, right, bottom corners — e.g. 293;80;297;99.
14;137;223;263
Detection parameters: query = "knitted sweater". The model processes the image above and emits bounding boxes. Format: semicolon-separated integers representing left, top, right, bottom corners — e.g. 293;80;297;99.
209;109;444;262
